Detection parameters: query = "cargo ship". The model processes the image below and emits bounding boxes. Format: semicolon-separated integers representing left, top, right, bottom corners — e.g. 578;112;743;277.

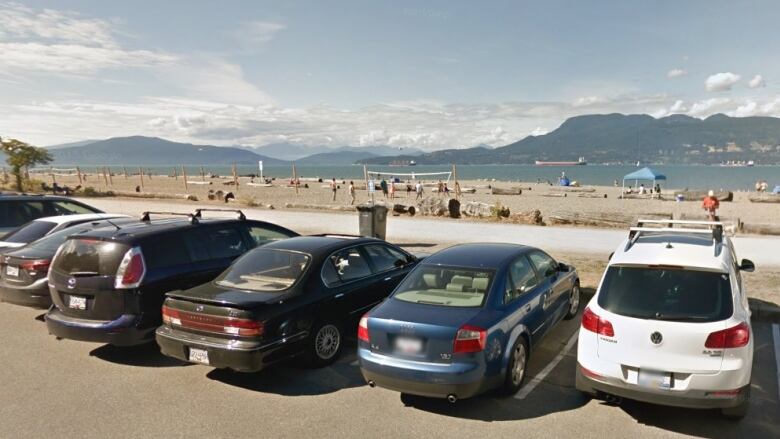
535;157;587;166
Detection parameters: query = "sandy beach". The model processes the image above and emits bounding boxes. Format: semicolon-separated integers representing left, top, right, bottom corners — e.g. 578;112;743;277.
38;170;780;231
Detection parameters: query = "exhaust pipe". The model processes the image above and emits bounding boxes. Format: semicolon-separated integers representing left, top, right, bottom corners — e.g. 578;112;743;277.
604;394;622;405
367;380;376;388
447;394;458;403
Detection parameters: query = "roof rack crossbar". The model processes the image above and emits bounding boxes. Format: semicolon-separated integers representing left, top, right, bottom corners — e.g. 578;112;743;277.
636;219;723;227
193;208;246;220
140;211;197;224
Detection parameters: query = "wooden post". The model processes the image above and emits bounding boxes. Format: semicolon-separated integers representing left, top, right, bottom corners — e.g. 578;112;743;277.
138;166;144;189
363;164;369;200
102;167;109;186
107;166;113;186
181;166;188;191
232;163;238;189
200;166;205;182
76;166;83;185
292;162;299;196
452;163;460;200
123;166;128;179
172;167;177;180
50;166;56;185
147;168;152;180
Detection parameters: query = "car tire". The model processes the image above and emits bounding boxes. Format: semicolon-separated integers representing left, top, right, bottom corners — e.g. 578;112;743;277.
721;386;750;419
498;337;529;396
304;321;343;368
564;281;581;320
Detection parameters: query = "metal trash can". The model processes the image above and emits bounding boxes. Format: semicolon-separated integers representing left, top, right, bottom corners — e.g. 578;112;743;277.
357;203;388;240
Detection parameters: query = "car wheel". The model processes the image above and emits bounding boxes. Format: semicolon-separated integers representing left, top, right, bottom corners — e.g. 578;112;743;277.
305;322;343;368
564;282;581;320
498;337;529;396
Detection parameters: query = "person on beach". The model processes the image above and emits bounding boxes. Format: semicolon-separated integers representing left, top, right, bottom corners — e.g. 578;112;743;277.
415;181;423;199
437;180;444;196
380;179;388;198
443;183;450;198
330;178;338;201
406;183;412;198
702;190;720;221
455;181;462;198
348;181;355;205
389;180;395;199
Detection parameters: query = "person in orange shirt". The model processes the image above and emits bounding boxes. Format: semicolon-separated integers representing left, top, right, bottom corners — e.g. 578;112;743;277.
702;190;720;221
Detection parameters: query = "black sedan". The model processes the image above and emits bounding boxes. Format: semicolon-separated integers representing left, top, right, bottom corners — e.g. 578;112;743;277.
156;236;419;371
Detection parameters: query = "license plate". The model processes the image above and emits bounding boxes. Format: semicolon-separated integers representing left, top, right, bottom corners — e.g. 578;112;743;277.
638;369;672;389
189;348;210;365
6;265;18;277
68;295;87;310
394;336;423;354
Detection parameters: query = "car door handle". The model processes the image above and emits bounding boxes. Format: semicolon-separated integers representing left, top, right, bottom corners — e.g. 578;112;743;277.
334;293;345;299
383;277;392;281
524;304;532;312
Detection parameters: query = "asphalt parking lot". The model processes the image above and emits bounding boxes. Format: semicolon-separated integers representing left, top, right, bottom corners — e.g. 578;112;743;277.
1;291;778;439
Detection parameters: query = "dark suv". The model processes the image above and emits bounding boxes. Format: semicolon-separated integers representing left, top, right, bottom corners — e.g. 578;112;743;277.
45;209;298;346
0;195;102;236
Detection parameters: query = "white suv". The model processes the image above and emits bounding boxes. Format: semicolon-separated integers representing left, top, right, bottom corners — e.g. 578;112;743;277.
576;220;754;418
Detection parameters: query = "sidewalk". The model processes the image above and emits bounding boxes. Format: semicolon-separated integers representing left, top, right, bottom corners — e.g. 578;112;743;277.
77;198;780;267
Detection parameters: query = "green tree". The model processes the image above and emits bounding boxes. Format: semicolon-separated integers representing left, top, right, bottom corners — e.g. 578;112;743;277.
0;137;53;192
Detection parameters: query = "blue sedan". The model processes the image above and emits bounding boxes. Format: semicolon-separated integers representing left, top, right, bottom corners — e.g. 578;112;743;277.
358;243;580;401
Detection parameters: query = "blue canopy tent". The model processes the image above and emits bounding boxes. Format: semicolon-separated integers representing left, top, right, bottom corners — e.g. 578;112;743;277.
622;167;666;198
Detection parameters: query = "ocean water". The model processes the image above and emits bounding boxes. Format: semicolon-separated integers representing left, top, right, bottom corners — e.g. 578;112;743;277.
66;164;780;191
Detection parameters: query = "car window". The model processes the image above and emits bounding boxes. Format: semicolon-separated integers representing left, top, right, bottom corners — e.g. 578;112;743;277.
528;251;557;278
143;233;191;269
48;201;96;215
325;247;373;283
182;226;247;261
597;266;733;322
393;265;493;308
246;225;292;247
52;238;130;276
363;244;408;272
505;255;539;304
216;249;309;292
1;220;56;243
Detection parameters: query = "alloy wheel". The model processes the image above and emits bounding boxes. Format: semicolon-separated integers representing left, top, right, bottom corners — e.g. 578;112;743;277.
512;343;527;385
315;324;341;360
570;284;580;315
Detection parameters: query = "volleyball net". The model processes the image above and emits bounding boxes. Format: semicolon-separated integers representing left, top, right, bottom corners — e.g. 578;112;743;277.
28;167;79;176
365;170;451;183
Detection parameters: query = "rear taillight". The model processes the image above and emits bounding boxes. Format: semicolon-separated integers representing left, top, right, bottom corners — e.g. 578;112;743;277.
20;259;50;274
453;324;487;353
581;307;614;337
161;305;263;337
115;247;146;289
705;322;750;348
357;315;369;342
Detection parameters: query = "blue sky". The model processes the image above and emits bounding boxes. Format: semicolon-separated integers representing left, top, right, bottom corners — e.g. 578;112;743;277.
1;0;778;149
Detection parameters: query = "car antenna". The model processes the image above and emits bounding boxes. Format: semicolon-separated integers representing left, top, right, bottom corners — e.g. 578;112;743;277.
101;217;122;230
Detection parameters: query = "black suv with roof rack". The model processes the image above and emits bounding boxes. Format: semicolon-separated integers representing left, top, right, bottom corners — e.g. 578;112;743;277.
44;209;298;347
0;194;102;236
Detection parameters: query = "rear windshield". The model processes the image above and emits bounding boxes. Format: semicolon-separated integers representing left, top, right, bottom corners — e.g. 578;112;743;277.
27;224;99;252
392;265;493;307
215;249;310;292
2;221;56;243
52;239;129;276
597;266;733;322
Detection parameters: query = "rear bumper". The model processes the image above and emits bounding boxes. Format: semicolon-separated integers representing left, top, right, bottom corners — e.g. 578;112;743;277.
45;308;153;346
155;325;306;372
0;278;51;308
358;347;491;399
575;364;749;409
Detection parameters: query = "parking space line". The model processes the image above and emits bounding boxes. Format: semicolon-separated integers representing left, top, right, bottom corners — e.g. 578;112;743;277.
773;324;780;401
515;331;579;400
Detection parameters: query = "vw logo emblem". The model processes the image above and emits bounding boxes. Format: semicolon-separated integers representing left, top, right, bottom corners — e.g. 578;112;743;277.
67;277;76;289
650;331;663;345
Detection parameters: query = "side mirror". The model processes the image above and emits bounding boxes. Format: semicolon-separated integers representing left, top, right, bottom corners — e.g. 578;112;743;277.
557;262;568;272
394;259;407;268
608;252;614;261
739;259;755;272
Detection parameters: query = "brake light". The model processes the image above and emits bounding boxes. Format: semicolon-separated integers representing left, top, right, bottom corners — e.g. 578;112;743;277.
162;305;263;337
357;315;369;342
705;322;750;348
582;307;615;337
453;325;487;353
20;259;50;274
114;247;146;289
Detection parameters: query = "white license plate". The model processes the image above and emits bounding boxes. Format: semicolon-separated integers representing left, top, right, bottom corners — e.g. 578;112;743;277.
6;265;18;277
394;336;423;354
188;348;210;365
68;295;87;310
638;369;672;389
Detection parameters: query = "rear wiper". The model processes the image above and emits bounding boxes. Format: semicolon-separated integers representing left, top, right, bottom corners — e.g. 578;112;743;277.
68;271;99;277
653;313;709;321
417;300;447;305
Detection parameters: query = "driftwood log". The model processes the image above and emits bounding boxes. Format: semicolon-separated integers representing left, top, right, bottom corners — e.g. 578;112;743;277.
508;209;543;225
547;211;672;228
284;202;356;212
418;197;449;216
112;190;198;201
674;190;733;202
677;213;742;233
491;187;523;195
551;186;596;193
741;223;780;235
748;194;780;203
541;193;567;198
577;193;608;199
392;204;416;216
461;201;494;218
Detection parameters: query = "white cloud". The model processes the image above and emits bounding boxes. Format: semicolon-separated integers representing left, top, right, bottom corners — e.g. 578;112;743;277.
234;21;286;45
0;2;116;46
0;42;176;73
748;74;766;89
667;68;686;78
572;96;604;107
530;126;548;136
704;72;740;92
688;97;732;117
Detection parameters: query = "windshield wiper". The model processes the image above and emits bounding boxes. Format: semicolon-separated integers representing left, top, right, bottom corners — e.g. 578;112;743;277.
68;271;100;277
653;313;710;321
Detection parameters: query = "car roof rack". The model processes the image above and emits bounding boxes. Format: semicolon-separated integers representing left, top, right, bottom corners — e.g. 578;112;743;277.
625;219;724;255
140;211;198;224
308;233;364;240
193;208;246;220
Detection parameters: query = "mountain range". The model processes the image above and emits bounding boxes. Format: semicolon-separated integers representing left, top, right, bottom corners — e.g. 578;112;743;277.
360;113;780;165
